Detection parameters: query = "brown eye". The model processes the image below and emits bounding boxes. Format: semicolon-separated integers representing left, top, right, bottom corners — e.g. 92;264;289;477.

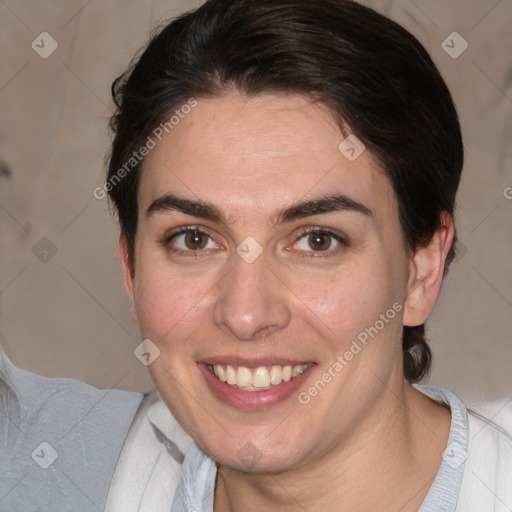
183;230;209;250
292;229;346;254
166;228;219;253
307;232;332;251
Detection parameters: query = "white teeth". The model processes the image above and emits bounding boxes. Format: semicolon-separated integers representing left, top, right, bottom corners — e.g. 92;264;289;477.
269;366;283;385
292;365;306;377
237;367;253;387
217;365;227;382
253;367;270;388
211;363;308;390
226;365;237;385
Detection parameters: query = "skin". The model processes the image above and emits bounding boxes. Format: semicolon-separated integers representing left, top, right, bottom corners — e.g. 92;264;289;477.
120;93;453;512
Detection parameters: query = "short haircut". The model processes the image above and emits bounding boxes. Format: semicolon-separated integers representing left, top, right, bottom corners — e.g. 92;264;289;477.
107;0;464;383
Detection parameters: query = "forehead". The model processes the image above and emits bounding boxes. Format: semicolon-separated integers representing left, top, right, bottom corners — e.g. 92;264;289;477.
138;93;396;224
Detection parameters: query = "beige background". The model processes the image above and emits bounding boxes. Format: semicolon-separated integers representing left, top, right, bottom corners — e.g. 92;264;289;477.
0;0;511;403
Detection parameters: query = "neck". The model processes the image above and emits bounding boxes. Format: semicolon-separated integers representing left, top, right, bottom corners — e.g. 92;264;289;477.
214;381;451;512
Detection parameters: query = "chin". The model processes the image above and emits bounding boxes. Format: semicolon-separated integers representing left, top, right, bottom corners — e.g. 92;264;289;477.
202;436;305;474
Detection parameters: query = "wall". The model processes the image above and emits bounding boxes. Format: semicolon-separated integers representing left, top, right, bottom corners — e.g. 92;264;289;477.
1;0;511;403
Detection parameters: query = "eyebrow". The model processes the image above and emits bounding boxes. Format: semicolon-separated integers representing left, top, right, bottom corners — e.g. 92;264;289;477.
146;193;372;225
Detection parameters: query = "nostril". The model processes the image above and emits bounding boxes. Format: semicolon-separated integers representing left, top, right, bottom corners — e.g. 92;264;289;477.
254;325;274;338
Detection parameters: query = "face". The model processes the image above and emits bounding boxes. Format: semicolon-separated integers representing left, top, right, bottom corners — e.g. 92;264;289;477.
123;93;416;472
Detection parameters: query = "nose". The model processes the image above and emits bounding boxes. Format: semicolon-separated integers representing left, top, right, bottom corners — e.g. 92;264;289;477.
212;253;291;341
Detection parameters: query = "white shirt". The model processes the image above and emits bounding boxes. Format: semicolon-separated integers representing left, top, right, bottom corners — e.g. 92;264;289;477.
2;347;511;512
105;385;512;512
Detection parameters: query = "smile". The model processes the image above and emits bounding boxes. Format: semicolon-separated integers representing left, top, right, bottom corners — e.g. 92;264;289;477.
207;364;309;390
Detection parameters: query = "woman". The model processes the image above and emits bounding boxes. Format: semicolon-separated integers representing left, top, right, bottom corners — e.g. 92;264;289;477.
1;1;511;511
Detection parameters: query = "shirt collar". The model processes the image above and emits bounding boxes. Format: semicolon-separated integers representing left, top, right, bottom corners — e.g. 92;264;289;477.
168;385;469;512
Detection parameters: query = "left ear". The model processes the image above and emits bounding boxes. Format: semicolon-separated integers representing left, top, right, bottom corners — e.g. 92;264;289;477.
403;211;454;327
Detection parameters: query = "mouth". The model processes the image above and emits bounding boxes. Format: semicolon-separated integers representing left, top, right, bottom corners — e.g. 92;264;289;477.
198;359;315;410
206;363;309;391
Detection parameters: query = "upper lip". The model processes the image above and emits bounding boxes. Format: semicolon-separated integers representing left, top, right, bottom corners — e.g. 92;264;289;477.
198;356;313;367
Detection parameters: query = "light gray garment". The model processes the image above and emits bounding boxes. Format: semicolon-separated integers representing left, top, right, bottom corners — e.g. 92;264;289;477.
3;347;511;512
0;348;144;511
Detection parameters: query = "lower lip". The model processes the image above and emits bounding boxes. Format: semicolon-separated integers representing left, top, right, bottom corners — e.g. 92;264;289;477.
198;363;314;410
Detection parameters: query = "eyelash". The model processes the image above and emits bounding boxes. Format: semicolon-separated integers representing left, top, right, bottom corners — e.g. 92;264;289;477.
161;225;348;257
291;227;348;257
160;225;217;257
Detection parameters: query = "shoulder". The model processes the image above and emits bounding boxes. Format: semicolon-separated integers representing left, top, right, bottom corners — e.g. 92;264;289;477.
466;397;512;464
104;390;194;512
413;384;512;511
0;347;144;511
458;397;512;511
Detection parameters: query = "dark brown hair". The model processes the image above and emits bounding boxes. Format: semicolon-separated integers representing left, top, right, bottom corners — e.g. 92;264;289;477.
107;0;464;383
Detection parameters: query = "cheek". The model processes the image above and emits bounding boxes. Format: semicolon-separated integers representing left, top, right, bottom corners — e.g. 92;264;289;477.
288;258;396;339
132;258;214;345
